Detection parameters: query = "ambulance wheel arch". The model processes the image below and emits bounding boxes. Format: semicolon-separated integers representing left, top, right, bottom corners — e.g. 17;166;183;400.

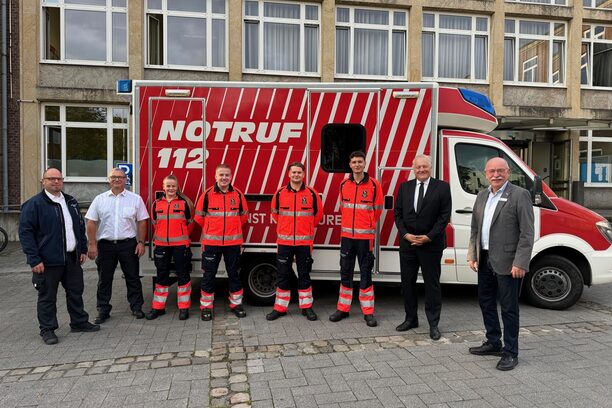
240;254;277;306
524;253;585;310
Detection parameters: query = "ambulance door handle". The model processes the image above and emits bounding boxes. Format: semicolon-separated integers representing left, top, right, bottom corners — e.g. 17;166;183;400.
455;208;473;214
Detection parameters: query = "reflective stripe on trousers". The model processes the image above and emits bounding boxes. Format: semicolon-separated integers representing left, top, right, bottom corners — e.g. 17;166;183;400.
337;284;353;312
177;282;191;309
298;287;313;309
200;290;214;310
273;288;291;313
152;284;169;310
359;285;375;315
228;289;243;309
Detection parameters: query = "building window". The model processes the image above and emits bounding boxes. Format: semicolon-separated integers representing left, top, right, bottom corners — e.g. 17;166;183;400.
579;130;612;185
506;0;567;5
422;13;488;82
581;25;612;88
244;0;320;75
335;6;406;79
42;0;127;64
504;19;566;85
43;105;129;181
146;0;227;69
583;0;612;9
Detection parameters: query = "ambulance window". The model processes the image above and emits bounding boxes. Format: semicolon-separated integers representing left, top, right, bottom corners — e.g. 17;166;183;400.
321;124;366;172
455;143;533;194
455;144;498;195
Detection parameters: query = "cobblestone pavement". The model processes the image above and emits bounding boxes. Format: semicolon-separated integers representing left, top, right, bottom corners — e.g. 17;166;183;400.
1;242;612;407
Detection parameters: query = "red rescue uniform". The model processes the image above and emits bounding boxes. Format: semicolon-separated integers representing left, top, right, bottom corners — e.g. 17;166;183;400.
272;183;323;247
152;197;191;246
339;172;384;241
194;184;248;246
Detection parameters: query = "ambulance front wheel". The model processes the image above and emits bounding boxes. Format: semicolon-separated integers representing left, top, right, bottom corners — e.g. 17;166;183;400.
523;255;584;310
242;257;277;306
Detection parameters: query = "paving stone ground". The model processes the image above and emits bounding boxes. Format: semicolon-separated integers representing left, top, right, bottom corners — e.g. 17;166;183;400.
1;242;612;407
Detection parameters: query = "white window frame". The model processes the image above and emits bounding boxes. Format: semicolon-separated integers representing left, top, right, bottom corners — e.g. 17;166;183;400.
40;0;128;66
145;0;228;71
41;104;130;182
243;0;321;76
583;0;612;9
334;6;407;80
579;130;612;187
504;18;567;87
581;24;612;89
421;12;489;84
506;0;567;6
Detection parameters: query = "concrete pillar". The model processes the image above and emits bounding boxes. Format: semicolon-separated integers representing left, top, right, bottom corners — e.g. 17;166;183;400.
128;0;144;81
228;0;242;81
320;0;335;82
489;0;505;112
408;4;422;82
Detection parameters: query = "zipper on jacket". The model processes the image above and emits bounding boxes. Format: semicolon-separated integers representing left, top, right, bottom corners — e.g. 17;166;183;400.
222;194;226;245
352;183;358;236
293;191;297;245
166;200;170;245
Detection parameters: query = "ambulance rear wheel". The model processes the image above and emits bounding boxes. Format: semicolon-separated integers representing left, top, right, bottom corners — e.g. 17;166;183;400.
524;255;583;310
242;258;277;306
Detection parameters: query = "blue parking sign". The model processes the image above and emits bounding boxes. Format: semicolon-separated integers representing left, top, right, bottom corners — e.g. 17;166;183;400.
117;163;133;186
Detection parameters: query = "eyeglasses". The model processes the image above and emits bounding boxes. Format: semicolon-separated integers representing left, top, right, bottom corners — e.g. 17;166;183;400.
44;177;64;182
485;168;509;175
109;176;127;180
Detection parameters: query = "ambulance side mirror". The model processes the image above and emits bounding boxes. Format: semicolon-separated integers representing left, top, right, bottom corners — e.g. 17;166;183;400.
384;195;394;210
532;176;543;206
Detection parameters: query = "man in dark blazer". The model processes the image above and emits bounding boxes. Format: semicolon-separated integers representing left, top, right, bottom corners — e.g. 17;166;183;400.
467;157;534;371
394;154;451;340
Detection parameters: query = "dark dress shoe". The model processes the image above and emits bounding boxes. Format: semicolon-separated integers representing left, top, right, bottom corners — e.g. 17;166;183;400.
364;314;377;327
41;329;58;345
94;313;110;324
145;309;165;320
302;308;318;321
132;310;145;319
266;310;286;321
178;309;189;320
201;309;213;321
429;327;441;340
232;305;247;318
396;320;419;332
329;310;349;322
70;322;101;332
469;341;503;356
496;353;518;371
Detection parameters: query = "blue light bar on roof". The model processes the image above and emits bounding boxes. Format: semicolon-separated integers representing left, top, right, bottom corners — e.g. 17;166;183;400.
459;88;496;117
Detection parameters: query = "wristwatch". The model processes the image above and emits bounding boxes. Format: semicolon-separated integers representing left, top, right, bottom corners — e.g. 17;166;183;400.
137;240;145;245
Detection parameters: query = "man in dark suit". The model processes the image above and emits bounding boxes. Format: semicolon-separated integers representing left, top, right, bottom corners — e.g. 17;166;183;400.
467;157;534;371
394;154;451;340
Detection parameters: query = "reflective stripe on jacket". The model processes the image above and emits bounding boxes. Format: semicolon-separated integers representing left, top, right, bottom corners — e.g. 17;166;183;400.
194;184;248;246
339;173;383;240
272;183;323;246
152;197;191;247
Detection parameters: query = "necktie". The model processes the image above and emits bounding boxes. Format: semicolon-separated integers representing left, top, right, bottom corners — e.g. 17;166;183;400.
417;182;424;212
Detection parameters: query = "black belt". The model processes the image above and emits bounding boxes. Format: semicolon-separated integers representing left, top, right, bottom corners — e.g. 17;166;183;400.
100;238;135;244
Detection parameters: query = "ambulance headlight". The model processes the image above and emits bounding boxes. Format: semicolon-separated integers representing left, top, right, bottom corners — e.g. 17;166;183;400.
596;221;612;244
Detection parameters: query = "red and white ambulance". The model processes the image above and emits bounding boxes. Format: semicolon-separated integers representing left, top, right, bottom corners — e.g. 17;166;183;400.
127;81;612;310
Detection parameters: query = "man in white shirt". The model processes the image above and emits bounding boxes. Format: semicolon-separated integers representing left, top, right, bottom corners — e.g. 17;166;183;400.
86;168;149;323
19;168;100;345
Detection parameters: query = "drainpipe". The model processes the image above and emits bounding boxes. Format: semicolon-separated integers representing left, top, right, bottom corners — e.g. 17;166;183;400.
1;0;8;211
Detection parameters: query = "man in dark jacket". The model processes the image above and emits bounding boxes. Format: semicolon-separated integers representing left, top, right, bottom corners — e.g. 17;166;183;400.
394;155;452;340
19;168;99;345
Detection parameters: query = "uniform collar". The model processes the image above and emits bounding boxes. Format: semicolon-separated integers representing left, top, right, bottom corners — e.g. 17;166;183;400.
285;182;306;192
214;183;234;193
349;172;370;184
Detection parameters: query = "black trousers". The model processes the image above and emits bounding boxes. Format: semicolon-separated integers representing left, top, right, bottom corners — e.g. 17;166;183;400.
96;239;144;314
201;245;242;293
154;245;191;286
399;241;442;327
339;238;374;289
36;251;89;332
276;245;313;291
478;250;521;357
